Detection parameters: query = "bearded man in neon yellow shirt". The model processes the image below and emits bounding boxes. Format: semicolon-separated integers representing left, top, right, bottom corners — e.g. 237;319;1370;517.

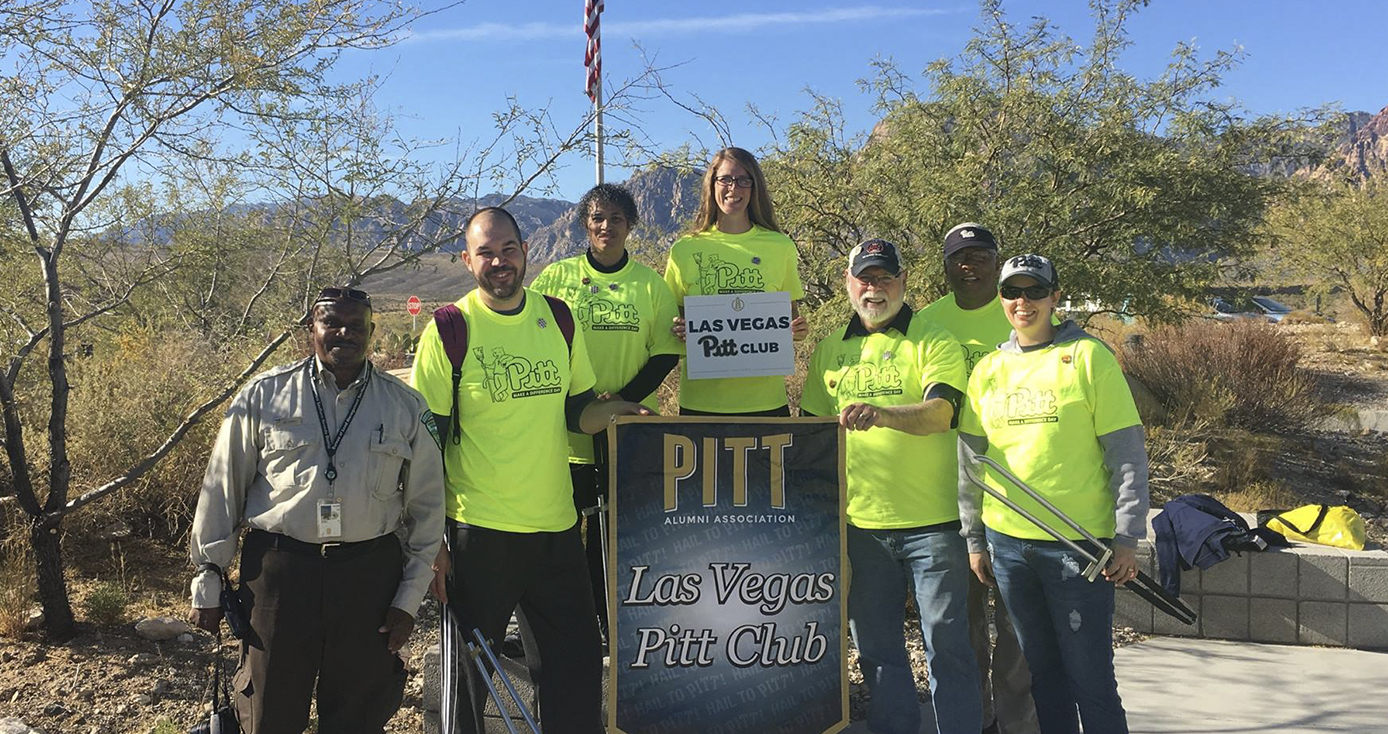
412;207;651;734
801;239;982;734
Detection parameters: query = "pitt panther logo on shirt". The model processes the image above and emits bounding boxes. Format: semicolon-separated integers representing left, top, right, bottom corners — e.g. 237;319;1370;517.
987;386;1058;427
836;363;904;399
473;346;564;402
576;296;640;332
963;344;991;375
693;252;766;295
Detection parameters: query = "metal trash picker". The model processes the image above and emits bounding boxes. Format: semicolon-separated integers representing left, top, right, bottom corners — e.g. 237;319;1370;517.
439;603;542;734
579;496;608;625
961;448;1197;626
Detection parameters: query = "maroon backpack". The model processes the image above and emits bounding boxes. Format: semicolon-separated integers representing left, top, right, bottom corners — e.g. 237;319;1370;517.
432;295;576;444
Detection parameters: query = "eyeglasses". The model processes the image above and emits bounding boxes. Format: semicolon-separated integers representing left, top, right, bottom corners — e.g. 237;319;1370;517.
854;273;899;288
314;287;371;306
714;175;754;189
999;284;1053;301
947;250;996;267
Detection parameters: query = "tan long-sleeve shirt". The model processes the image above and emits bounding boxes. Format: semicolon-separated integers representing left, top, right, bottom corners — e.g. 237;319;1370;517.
189;358;445;615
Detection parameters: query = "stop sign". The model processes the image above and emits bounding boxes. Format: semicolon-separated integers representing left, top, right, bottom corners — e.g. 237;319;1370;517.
407;295;422;316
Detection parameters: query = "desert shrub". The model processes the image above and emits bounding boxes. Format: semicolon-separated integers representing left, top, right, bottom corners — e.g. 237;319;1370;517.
82;581;131;626
1120;319;1322;431
148;720;183;734
60;327;268;541
371;322;417;371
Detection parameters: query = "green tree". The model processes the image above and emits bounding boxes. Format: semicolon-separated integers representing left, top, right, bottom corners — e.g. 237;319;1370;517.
0;0;653;641
1266;176;1388;336
763;0;1320;319
0;0;432;642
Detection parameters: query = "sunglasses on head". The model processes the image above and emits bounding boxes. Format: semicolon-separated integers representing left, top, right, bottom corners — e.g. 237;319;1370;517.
314;287;371;306
999;284;1053;301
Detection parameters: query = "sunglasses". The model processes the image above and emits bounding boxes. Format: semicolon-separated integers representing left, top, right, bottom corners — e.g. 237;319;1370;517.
999;284;1053;301
314;287;371;306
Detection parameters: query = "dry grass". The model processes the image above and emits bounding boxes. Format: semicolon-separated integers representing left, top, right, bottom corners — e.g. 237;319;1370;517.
1120;319;1322;431
1279;310;1333;326
0;517;35;638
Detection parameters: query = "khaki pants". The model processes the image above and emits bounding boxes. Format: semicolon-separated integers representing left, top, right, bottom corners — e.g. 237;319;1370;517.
968;573;1040;734
233;531;407;734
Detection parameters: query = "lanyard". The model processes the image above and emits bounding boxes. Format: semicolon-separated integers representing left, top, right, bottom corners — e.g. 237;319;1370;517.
307;358;371;487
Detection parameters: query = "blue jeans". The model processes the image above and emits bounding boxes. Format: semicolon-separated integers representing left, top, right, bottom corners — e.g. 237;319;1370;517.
986;530;1128;734
848;523;982;734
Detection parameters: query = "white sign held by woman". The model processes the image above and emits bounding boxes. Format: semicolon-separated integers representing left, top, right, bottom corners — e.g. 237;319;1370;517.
684;291;794;379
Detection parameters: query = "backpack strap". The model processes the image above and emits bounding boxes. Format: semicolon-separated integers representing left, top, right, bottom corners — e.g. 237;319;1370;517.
543;295;576;355
432;304;469;445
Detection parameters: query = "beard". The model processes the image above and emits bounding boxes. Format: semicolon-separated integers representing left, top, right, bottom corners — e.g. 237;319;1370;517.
478;261;525;300
851;295;900;328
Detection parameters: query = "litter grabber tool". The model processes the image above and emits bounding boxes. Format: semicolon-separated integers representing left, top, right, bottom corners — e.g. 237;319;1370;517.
962;448;1197;626
466;627;541;734
580;496;609;619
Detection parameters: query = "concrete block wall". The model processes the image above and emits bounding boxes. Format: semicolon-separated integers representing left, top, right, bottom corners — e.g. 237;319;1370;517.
1115;540;1388;650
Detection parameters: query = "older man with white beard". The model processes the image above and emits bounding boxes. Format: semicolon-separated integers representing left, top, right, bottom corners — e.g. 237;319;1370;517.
801;239;983;734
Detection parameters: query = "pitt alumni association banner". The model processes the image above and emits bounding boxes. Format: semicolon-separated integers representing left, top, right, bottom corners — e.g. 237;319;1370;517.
606;417;847;734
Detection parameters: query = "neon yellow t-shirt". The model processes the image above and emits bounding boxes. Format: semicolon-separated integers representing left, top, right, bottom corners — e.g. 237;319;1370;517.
664;225;805;413
800;309;967;528
958;336;1141;541
918;294;1014;379
410;289;597;532
532;254;682;463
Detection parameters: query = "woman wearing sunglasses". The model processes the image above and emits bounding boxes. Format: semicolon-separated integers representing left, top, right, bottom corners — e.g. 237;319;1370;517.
664;147;808;416
956;254;1150;734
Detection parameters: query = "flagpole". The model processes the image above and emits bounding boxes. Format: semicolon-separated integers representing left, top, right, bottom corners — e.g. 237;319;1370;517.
594;76;605;185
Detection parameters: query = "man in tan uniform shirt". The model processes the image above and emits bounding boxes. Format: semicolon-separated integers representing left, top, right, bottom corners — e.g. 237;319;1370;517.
189;287;445;734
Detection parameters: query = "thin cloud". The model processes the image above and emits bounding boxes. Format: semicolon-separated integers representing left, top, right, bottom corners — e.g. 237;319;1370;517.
407;6;965;43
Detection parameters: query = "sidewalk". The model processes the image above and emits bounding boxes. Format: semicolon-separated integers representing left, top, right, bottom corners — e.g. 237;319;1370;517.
1115;638;1386;733
843;637;1387;734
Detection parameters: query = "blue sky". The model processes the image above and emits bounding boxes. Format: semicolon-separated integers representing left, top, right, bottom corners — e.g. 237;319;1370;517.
331;0;1388;202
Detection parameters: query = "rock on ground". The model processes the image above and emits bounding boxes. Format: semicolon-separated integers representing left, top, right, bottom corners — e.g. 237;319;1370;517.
0;717;39;733
134;617;190;642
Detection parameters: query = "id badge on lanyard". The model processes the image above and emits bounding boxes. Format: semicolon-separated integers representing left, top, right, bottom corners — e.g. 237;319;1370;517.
316;498;343;539
307;359;370;541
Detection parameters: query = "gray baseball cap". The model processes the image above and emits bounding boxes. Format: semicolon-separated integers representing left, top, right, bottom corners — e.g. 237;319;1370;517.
998;253;1058;289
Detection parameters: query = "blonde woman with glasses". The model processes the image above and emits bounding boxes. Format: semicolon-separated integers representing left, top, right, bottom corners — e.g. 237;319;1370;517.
665;146;808;416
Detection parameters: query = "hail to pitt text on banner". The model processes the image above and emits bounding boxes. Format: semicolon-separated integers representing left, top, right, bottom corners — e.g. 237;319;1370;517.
606;417;848;734
683;292;794;380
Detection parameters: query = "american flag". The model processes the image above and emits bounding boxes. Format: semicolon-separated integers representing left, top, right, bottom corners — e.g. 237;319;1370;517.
584;0;603;101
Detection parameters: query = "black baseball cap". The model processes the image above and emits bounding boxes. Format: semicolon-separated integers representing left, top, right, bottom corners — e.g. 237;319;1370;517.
849;238;902;276
943;223;999;259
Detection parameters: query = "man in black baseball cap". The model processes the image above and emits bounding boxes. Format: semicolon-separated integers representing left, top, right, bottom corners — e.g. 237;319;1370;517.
919;223;1040;734
848;237;903;277
801;236;985;734
942;222;999;260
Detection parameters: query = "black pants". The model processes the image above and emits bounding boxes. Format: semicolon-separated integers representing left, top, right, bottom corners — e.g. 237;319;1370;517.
233;530;406;734
445;521;603;734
